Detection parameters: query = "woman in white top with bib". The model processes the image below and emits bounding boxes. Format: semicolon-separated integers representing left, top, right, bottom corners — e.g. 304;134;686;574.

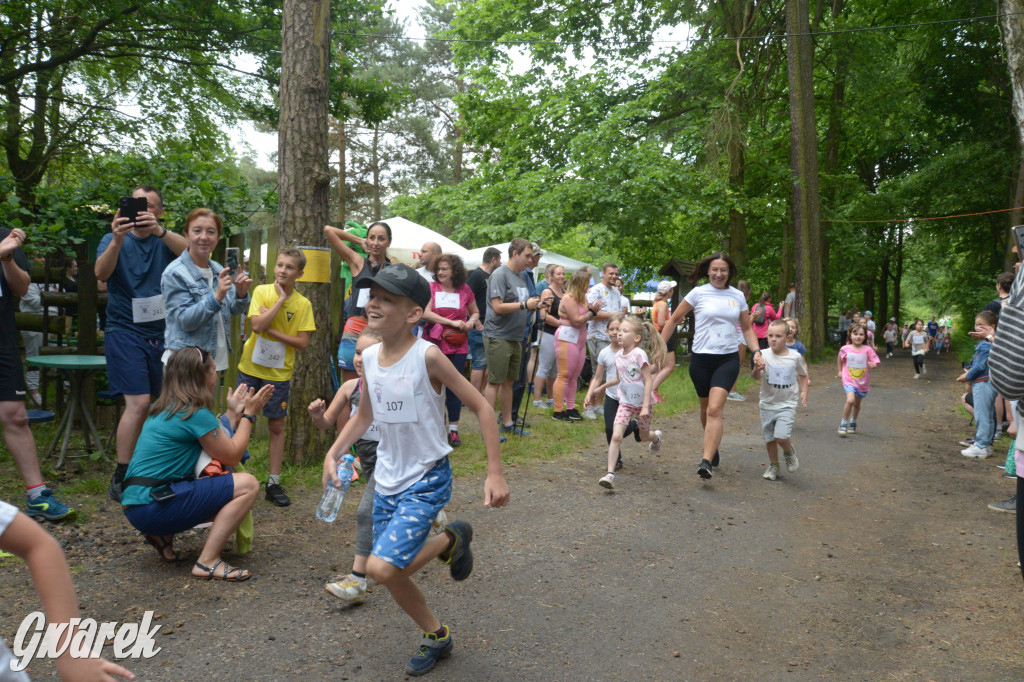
660;253;762;480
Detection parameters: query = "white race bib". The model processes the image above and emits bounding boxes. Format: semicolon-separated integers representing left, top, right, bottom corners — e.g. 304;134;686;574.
767;364;797;386
252;335;286;369
356;287;370;309
371;376;418;423
434;291;460;310
131;294;166;323
846;352;867;370
558;326;580;344
620;381;644;406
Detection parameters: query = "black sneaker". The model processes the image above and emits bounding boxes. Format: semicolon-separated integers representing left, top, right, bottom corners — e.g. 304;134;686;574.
448;430;462;447
566;408;583;421
697;459;713;479
516;418;532;429
711;450;720;468
438;520;474;581
552;411;572;422
405;625;453;676
107;473;123;503
265;482;291;507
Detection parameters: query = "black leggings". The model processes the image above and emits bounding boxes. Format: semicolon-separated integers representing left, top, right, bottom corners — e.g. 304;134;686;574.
913;354;925;373
603;395;639;444
1018;475;1024;583
688;352;741;398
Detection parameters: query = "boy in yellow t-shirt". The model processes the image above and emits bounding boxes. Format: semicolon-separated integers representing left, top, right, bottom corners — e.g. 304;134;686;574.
236;247;315;507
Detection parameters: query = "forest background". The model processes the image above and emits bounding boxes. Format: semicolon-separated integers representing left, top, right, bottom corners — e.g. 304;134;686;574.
3;0;1024;455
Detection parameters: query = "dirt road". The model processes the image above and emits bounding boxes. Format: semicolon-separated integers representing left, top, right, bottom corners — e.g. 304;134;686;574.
2;351;1020;680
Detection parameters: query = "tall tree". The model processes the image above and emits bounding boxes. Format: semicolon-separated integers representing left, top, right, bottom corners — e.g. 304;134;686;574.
785;0;825;351
1000;0;1024;149
278;0;332;461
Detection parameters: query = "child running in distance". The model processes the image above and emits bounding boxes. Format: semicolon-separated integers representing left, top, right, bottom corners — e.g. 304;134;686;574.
321;264;509;677
904;319;929;378
957;311;998;459
308;329;384;603
584;314;638;470
837;322;881;436
752;319;808;481
0;501;136;680
883;323;897;358
594;315;668;490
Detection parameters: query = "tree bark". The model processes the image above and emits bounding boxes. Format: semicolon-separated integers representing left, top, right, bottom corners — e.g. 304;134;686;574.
1006;150;1024;271
786;0;825;352
999;0;1024;150
278;0;333;463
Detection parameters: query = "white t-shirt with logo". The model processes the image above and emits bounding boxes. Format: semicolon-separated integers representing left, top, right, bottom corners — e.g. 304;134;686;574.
614;347;649;406
684;284;748;354
909;331;928;356
758;348;807;410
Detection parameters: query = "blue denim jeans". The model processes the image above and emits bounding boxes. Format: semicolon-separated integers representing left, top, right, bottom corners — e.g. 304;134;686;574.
973;379;997;448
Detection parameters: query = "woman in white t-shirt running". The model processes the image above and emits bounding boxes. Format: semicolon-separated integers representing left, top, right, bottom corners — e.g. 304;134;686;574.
661;253;762;480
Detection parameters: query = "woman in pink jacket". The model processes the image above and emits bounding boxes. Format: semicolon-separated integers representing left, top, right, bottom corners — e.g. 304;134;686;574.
750;291;780;350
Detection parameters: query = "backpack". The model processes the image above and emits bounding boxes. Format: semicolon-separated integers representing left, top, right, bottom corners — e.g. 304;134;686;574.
989;268;1024;400
752;303;767;325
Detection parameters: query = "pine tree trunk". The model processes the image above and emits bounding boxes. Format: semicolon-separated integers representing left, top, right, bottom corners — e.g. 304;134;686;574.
785;0;825;352
278;0;332;463
1000;0;1024;150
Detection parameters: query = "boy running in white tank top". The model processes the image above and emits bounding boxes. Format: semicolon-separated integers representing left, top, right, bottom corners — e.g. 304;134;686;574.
322;264;509;677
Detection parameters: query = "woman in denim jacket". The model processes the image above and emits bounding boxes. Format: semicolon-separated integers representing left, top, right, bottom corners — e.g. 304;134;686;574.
162;209;251;372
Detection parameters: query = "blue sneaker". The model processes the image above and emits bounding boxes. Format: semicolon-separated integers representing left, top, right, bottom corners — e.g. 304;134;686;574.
499;423;530;436
26;489;74;521
438;520;474;581
405;625;453;676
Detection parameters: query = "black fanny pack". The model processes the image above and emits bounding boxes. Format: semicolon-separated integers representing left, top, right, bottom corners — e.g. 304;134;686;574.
123;475;195;503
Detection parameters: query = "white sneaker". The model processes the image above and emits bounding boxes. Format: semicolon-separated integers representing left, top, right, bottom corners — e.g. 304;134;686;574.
763;464;780;481
961;444;992;459
922;365;926;374
599;473;615;489
913;374;920;379
726;392;746;402
784;449;799;473
545;398;554;408
649;430;663;453
532;399;546;408
582;407;598;420
325;573;368;602
837;423;848;437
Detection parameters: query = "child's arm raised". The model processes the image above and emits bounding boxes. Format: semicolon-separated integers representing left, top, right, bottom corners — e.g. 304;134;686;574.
199;385;275;466
309;378;356;431
322;390;374;488
425;345;510;508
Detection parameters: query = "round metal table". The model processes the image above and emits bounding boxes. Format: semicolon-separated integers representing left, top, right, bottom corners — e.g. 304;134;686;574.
25;355;108;468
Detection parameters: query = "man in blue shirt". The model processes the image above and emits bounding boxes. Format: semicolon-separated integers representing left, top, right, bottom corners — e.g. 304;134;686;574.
95;185;187;502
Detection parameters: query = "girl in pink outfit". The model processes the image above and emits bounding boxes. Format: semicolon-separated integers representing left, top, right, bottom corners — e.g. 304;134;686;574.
594;315;668;490
553;270;602;421
750;291;781;350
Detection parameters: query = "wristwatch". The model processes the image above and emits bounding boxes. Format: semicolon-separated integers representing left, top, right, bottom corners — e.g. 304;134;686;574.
242;413;258;423
158;226;168;239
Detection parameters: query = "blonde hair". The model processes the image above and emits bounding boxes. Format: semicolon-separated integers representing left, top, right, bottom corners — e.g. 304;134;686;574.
620;315;667;371
565;269;590;304
780;316;798;337
150;347;214;420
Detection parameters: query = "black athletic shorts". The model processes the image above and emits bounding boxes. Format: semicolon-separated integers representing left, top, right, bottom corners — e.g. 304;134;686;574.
688;352;740;398
0;351;27;402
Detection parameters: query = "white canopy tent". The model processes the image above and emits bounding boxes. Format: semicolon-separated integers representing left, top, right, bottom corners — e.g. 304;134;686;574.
461;242;596;274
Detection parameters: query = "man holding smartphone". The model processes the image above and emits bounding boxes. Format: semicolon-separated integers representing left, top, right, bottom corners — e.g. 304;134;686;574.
95;185;187;502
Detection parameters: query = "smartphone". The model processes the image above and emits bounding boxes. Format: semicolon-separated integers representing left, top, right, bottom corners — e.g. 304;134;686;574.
225;247;240;277
119;196;148;223
1013;224;1024;259
150;484;177;503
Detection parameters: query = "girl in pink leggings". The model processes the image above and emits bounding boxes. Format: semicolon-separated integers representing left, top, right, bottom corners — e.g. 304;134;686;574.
552;270;602;422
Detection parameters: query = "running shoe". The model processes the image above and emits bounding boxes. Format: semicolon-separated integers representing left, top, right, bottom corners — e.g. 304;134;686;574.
581;407;598;420
958;437;975;447
545;398;554;408
837;421;848;437
726;392;746;402
783;447;799;473
325;574;368;603
265;482;291;507
847;421;857;435
25;489;74;521
599;473;615;490
447;430;462;447
988;495;1017;513
913;374;919;379
649;429;663;453
615;455;623;471
532;399;547;408
697;459;713;479
552;411;572;422
438;521;474;581
405;625;453;676
711;450;720;467
762;464;780;481
499;423;530;436
565;409;584;422
961;444;992;459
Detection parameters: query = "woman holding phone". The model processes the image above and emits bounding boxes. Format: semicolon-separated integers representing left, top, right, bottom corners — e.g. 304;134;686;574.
162;209;251;372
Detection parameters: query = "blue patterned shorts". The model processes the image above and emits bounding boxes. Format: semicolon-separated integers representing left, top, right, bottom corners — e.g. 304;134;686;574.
372;457;452;569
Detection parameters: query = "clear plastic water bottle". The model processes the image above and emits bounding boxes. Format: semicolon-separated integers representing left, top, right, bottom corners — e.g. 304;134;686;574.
316;454;355;523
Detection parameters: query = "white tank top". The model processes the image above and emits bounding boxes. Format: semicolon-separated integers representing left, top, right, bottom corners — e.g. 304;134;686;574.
362;338;451;495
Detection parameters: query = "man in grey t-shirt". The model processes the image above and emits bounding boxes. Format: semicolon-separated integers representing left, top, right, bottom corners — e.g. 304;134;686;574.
783;283;796;318
484;238;540;434
584;263;620;418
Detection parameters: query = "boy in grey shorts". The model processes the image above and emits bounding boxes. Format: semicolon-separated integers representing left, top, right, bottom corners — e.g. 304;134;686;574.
752;319;809;481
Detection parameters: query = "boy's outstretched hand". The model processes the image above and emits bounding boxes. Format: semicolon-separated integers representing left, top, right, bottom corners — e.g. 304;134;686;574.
484;475;510;508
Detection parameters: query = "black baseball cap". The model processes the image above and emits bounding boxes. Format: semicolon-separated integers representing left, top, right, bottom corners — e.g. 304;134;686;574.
355;263;431;308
